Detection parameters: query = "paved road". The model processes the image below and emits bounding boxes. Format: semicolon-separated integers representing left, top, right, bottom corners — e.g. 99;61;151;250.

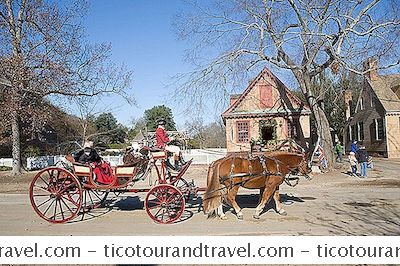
1;159;399;236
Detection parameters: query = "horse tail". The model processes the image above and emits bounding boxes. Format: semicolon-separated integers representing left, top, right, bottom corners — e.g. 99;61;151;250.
203;160;224;216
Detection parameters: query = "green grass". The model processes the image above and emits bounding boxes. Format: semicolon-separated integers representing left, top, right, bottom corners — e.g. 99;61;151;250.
0;166;12;171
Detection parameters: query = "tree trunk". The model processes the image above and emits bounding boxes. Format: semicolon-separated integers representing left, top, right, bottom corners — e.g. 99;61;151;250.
311;102;335;169
298;72;335;169
11;108;22;175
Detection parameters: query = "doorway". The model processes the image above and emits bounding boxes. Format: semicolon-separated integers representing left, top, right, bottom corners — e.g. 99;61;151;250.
261;126;275;142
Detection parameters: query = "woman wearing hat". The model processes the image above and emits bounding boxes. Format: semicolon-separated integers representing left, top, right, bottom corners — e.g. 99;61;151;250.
155;119;185;170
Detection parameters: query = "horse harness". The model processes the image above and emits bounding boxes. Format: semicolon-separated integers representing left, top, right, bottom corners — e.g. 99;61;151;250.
219;154;300;189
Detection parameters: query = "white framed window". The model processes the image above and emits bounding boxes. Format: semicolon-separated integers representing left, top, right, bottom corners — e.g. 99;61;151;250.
374;118;384;140
357;122;364;141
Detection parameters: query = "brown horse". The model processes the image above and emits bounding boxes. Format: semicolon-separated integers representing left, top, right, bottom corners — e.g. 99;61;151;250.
203;151;311;220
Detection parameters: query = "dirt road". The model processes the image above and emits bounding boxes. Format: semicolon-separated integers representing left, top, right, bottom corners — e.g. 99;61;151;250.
0;159;399;236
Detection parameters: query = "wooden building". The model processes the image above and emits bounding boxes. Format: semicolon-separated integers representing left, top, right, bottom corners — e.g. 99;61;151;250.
222;67;311;153
345;58;400;158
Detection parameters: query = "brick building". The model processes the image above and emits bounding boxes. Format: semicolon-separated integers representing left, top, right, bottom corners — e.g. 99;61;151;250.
222;67;311;153
345;58;400;158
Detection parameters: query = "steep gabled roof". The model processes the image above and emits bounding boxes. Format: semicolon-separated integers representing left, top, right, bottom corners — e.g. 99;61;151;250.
367;74;400;112
222;67;309;118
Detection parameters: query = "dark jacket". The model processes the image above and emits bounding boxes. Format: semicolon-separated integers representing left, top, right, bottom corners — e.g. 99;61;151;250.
73;147;101;164
356;148;369;163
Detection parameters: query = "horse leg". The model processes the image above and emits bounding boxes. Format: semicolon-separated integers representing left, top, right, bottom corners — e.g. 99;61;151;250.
226;185;243;220
216;204;227;220
253;176;280;219
259;187;265;205
273;187;287;216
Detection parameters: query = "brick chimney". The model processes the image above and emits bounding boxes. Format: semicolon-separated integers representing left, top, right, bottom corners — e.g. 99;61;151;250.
344;90;353;120
363;58;379;81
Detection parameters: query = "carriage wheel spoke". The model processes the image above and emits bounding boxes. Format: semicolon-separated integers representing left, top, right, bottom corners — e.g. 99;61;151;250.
38;176;49;187
61;194;80;207
60;197;74;215
51;199;58;220
147;200;162;210
33;185;52;194
58;183;77;194
153;206;165;218
33;194;53;197
58;200;65;221
60;174;69;188
42;198;56;218
36;197;53;208
165;192;179;204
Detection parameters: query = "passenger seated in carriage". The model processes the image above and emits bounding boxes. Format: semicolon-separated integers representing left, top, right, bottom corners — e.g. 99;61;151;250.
73;141;114;184
73;141;101;164
155;119;186;170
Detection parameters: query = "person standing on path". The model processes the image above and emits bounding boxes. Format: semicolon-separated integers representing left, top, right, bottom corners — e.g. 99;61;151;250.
348;151;358;176
351;140;359;153
335;141;344;162
356;145;369;178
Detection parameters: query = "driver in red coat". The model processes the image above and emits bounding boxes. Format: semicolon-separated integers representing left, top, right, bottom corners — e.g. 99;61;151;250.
155;119;185;170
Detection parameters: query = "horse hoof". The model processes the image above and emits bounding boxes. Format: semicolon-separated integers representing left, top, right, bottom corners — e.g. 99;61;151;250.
278;209;287;216
220;215;228;220
253;214;260;219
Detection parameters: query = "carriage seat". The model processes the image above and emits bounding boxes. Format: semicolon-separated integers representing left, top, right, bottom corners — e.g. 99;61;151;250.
72;162;92;177
142;146;168;160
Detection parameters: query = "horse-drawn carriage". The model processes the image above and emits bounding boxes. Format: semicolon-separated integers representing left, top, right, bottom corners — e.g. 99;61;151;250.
29;147;199;224
29;142;312;224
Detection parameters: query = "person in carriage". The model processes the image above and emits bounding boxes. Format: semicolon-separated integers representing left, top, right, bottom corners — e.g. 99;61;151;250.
73;141;101;164
155;119;186;170
73;141;114;184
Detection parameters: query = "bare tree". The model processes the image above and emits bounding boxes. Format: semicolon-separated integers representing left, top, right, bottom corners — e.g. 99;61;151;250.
174;0;400;168
0;0;133;175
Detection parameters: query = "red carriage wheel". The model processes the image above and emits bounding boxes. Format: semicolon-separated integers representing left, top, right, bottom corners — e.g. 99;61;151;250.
145;184;185;224
29;167;83;223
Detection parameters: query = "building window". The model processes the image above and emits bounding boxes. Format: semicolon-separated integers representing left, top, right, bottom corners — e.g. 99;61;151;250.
237;121;250;143
374;118;384;140
360;97;364;110
357;122;364;141
351;124;357;141
370;96;374;108
288;119;299;140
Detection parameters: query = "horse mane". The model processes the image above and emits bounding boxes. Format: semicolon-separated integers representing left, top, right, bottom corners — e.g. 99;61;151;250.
202;158;226;215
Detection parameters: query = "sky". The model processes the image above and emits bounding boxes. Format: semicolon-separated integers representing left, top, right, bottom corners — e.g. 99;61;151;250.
83;0;205;129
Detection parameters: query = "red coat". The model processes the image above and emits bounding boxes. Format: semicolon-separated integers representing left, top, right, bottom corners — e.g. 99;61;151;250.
156;127;170;148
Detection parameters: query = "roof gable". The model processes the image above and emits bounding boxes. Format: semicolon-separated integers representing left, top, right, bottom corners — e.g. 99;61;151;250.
222;67;309;118
366;74;400;112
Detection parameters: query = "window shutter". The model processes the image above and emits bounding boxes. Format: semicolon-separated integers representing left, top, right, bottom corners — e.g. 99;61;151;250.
260;85;273;108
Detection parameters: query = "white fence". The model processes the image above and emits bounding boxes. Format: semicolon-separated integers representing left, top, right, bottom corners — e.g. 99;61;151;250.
1;148;227;171
182;148;227;165
26;155;124;170
0;158;12;168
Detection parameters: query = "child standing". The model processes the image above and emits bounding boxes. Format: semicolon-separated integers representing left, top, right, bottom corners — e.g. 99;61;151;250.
348;152;358;176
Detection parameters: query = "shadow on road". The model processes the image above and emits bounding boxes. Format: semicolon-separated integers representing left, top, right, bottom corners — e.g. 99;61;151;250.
305;199;400;235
